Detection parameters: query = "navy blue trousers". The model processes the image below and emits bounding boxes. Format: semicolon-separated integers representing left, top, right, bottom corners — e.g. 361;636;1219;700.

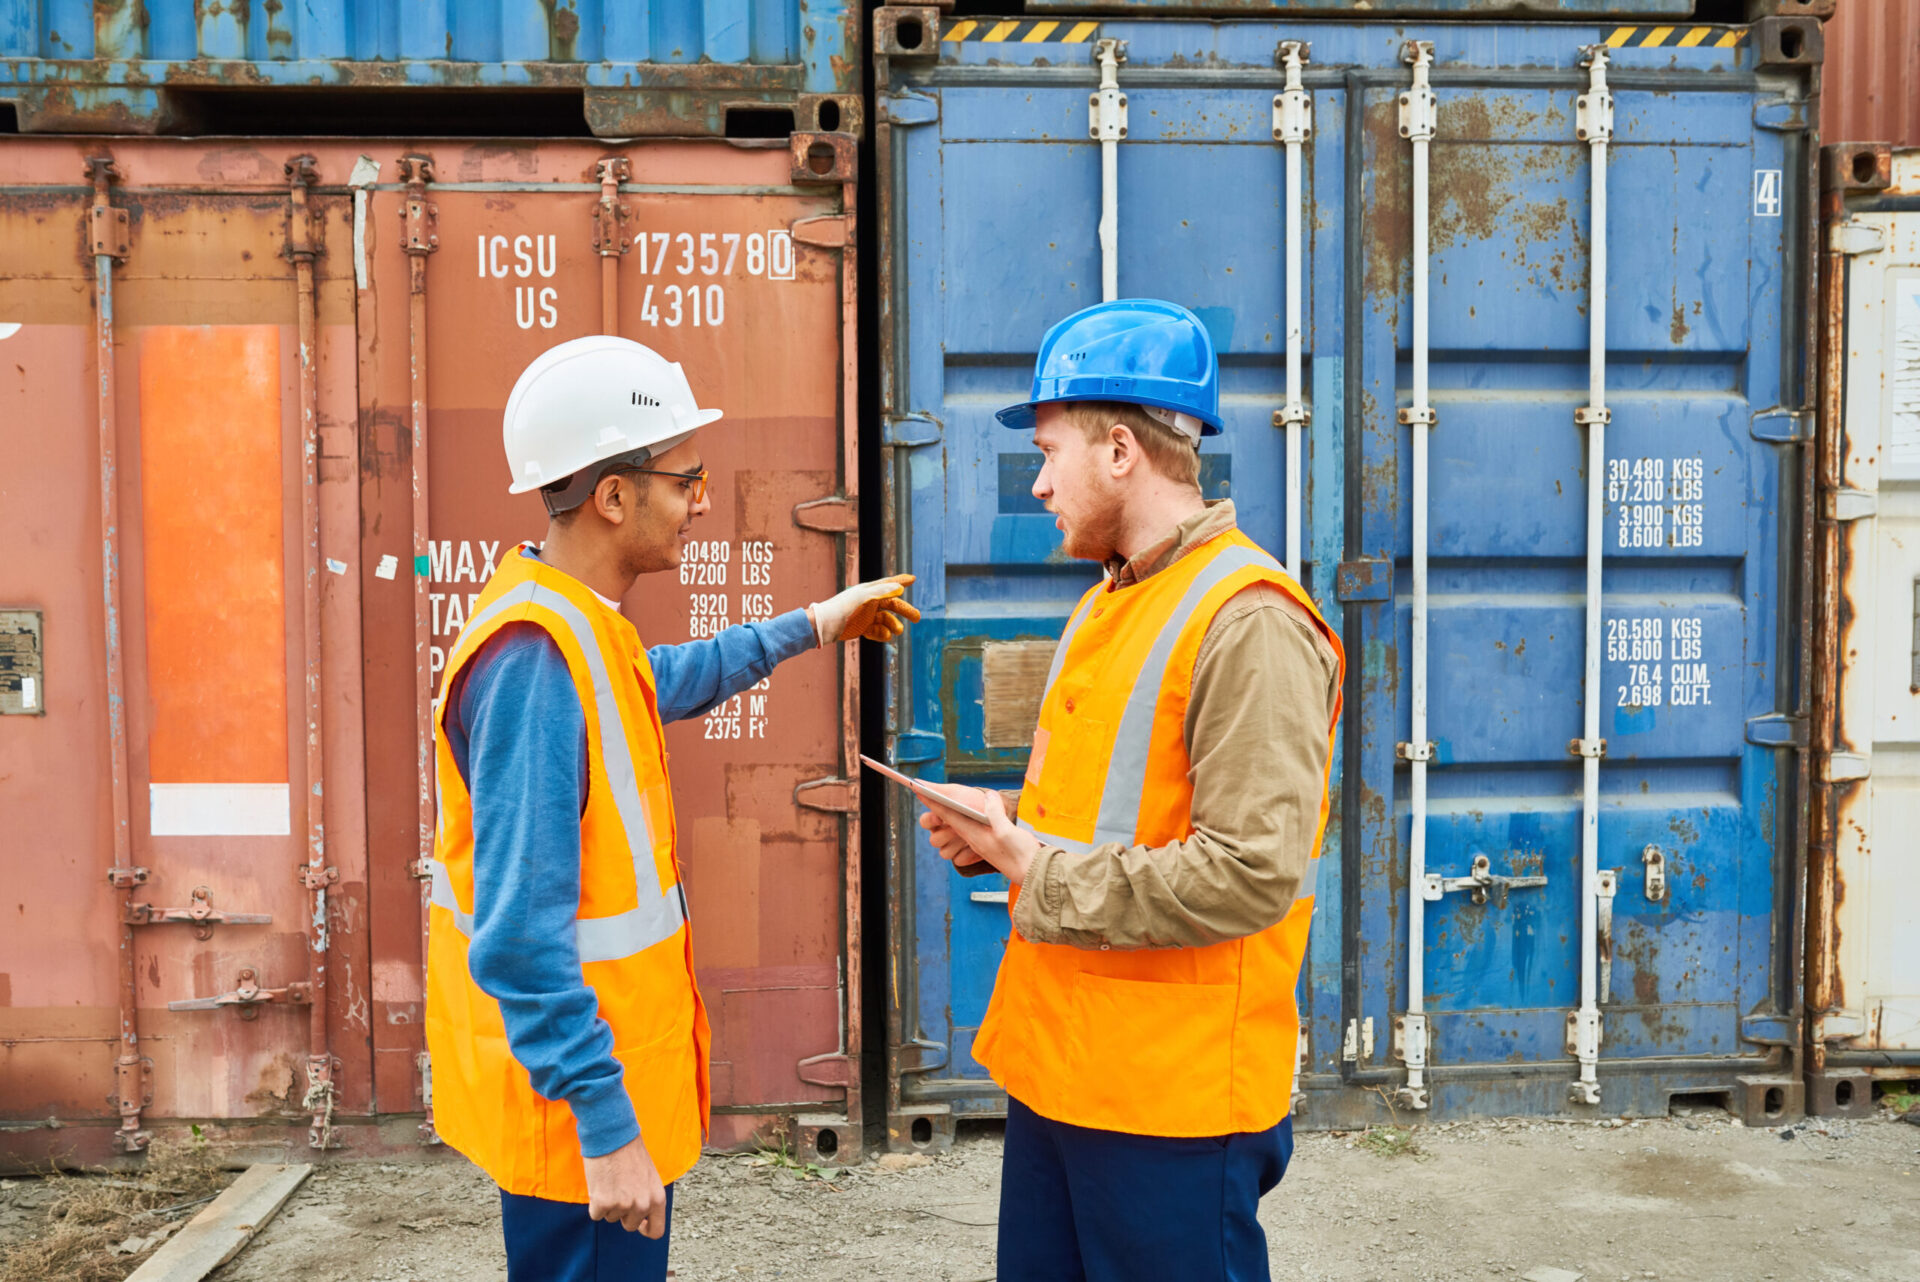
498;1184;673;1282
998;1097;1293;1282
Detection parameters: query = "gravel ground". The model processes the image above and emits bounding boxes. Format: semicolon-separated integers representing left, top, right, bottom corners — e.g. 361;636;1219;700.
7;1111;1919;1282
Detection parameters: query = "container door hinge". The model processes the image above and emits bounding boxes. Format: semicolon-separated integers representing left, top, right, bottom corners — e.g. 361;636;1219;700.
791;215;850;249
1824;488;1877;522
1824;751;1871;783
1750;408;1810;443
1745;713;1807;748
86;157;130;259
1751;97;1808;133
883;91;940;127
793;496;857;534
109;1055;154;1153
1391;1014;1430;1109
796;1051;855;1089
891;730;945;764
890;1038;950;1077
167;968;312;1020
1335;558;1393;602
124;886;272;940
1830;222;1886;257
1813;1009;1867;1043
795;776;858;813
107;866;150;890
1271;47;1312;144
1739;1013;1800;1047
1089;41;1128;142
398;155;439;255
592;157;632;257
885;414;942;448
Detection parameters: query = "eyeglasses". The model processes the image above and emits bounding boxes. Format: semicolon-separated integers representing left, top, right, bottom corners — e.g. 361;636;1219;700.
614;466;709;504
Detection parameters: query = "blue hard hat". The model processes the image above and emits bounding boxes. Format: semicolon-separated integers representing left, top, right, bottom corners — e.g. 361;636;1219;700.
996;299;1223;436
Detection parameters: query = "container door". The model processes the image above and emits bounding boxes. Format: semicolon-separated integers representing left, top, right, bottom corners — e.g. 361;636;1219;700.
1829;157;1920;1054
0;139;368;1163
881;23;1331;1131
1352;34;1804;1117
357;141;862;1154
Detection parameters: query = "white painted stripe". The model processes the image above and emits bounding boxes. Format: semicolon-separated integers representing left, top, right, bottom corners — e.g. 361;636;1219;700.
150;783;291;836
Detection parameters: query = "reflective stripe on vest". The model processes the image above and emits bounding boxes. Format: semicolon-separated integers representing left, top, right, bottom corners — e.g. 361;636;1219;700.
430;578;686;964
1022;544;1281;850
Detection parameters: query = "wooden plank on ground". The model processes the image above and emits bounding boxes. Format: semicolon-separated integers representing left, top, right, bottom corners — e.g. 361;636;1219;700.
124;1163;312;1282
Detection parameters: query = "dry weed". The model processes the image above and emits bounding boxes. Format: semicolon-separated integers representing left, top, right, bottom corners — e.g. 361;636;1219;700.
0;1132;231;1282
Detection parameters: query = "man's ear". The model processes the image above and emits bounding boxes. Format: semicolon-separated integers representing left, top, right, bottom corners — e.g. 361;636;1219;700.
591;473;628;526
1107;424;1141;479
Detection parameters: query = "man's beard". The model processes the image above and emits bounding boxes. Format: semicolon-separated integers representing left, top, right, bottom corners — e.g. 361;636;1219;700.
1059;495;1124;564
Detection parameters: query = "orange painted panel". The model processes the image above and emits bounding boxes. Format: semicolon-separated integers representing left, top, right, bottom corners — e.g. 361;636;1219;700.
138;325;289;785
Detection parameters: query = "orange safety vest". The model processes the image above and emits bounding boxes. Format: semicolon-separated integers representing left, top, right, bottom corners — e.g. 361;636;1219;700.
425;546;710;1200
972;527;1344;1138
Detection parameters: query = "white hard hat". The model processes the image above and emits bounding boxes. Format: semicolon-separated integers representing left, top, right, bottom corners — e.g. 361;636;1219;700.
502;335;723;503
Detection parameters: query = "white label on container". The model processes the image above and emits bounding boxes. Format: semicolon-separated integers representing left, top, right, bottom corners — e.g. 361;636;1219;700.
1890;279;1920;480
375;554;399;580
1611;455;1707;550
150;782;291;836
20;675;35;710
1753;169;1782;218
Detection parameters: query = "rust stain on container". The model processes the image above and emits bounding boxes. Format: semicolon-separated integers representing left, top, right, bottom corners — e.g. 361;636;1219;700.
0;136;859;1168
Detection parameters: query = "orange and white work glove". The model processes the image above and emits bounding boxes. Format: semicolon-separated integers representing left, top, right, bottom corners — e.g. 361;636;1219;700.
808;573;920;644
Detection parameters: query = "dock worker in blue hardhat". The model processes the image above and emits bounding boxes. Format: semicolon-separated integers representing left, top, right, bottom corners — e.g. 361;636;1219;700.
909;300;1346;1282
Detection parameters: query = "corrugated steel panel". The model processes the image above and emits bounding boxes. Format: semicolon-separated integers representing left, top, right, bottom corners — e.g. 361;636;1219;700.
0;0;861;137
349;136;865;1165
1812;149;1920;1091
1821;0;1920;150
878;17;1815;1146
0;138;369;1164
0;134;863;1169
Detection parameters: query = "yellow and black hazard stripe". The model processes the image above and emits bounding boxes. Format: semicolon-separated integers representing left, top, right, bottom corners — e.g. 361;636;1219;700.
943;18;1100;44
1604;25;1746;49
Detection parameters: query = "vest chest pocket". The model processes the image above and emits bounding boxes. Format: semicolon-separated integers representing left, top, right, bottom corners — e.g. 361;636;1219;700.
1031;704;1107;824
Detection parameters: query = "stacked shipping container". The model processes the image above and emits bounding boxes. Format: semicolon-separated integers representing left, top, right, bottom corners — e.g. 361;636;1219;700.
0;0;866;1169
4;0;1912;1166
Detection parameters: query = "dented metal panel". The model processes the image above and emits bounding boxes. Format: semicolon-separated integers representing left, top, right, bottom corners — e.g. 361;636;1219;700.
0;135;862;1168
879;18;1812;1144
0;0;861;138
1816;150;1920;1066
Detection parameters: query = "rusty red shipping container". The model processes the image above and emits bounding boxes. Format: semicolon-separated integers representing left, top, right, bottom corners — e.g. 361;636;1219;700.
1821;0;1920;150
0;133;864;1168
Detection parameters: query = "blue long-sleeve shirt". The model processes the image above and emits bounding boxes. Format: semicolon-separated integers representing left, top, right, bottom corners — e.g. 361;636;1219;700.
444;566;817;1159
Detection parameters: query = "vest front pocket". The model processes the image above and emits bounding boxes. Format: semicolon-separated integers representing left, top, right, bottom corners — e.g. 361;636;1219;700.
1033;716;1107;824
1066;971;1237;1137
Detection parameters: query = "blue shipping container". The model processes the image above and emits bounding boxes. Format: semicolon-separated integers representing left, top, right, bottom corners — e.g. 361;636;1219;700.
0;0;860;136
878;15;1816;1145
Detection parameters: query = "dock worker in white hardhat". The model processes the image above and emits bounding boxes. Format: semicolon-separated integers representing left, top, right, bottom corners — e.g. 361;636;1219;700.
423;335;915;1282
